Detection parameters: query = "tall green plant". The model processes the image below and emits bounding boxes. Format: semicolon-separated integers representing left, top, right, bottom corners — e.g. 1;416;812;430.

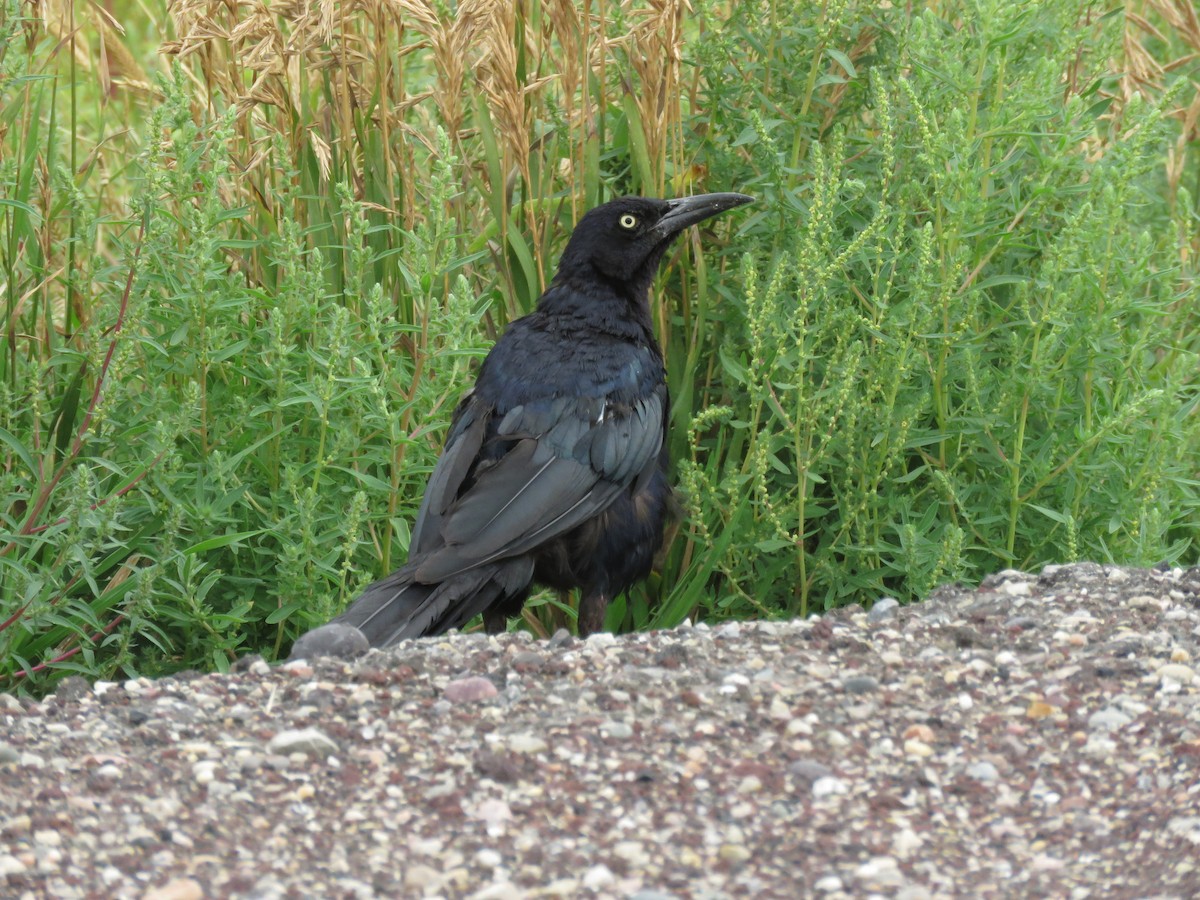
672;0;1199;620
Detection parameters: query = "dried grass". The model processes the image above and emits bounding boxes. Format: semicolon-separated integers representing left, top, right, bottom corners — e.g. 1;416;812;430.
617;0;689;195
1120;0;1200;209
157;0;695;274
39;0;155;96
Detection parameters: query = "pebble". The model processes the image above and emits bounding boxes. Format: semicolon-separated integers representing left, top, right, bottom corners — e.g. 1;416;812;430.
0;743;18;765
843;675;880;694
719;843;752;863
610;843;647;869
1087;708;1132;732
470;883;522;900
966;761;1000;782
788;759;833;783
768;697;792;721
1166;817;1200;842
814;874;844;892
582;863;616;889
444;676;499;703
738;775;763;793
0;854;27;876
811;776;848;799
904;738;934;757
903;724;935;742
998;580;1032;596
142;879;204;900
855;856;905;887
869;597;900;622
405;864;441;890
601;721;633;740
471;799;513;830
287;623;369;660
506;734;548;754
511;651;545;672
1157;663;1195;684
266;727;338;758
893;827;923;857
472;849;501;868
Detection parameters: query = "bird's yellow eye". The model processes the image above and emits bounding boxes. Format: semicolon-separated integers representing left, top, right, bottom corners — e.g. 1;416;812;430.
618;214;639;230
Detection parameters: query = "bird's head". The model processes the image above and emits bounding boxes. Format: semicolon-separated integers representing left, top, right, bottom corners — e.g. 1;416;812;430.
554;193;754;298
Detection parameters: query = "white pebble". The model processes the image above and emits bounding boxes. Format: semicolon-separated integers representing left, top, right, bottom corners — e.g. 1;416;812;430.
582;864;615;890
267;727;339;758
474;848;503;868
855;855;904;886
812;776;848;799
506;734;548;754
1157;663;1195;684
814;874;843;892
966;761;1000;782
1088;708;1132;732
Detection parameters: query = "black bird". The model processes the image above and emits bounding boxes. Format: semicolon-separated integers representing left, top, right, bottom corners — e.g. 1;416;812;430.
292;192;752;655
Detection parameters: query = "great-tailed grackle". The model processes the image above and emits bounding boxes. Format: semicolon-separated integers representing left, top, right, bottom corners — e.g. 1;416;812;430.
291;192;752;656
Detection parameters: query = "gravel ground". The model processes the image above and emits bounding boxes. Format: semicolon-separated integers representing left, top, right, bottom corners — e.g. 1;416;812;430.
2;562;1199;899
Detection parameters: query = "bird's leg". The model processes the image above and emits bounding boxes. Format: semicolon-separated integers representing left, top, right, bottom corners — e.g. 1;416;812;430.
483;608;508;634
576;591;609;637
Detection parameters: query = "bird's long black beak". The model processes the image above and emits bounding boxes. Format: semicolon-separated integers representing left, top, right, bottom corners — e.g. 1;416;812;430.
654;192;755;239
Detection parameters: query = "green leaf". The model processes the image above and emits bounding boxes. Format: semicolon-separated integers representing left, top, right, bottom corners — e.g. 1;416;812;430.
265;601;305;624
184;530;267;555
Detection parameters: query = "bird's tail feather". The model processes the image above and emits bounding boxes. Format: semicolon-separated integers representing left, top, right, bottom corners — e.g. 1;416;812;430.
331;563;506;647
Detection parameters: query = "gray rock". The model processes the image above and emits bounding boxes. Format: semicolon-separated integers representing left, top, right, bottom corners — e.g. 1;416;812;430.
788;759;834;784
843;675;880;694
443;676;499;703
267;727;339;758
1088;708;1132;732
601;721;634;740
869;597;900;622
288;623;369;661
511;651;545;672
854;855;904;887
966;761;1000;782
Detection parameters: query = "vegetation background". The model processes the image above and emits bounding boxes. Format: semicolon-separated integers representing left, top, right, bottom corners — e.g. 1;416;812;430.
2;0;1197;689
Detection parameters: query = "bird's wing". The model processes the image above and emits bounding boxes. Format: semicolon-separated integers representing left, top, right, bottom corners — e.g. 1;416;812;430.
410;389;490;556
412;386;666;582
